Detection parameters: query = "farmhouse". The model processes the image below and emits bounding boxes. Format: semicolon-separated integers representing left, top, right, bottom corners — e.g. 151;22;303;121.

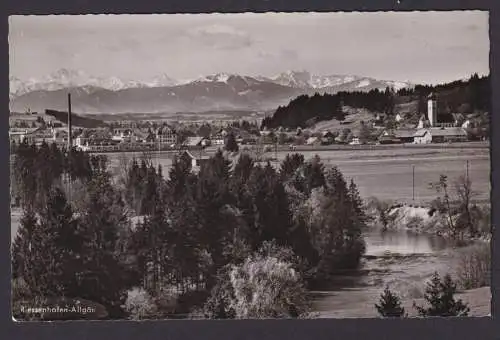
181;150;211;169
413;127;468;144
378;129;416;144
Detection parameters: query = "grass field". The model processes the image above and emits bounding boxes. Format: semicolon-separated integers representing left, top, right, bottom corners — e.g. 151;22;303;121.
105;144;490;205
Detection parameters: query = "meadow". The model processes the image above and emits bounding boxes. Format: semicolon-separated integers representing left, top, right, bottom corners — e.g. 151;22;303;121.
105;145;491;205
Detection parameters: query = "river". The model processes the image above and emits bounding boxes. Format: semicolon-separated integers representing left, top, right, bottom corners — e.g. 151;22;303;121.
311;228;473;318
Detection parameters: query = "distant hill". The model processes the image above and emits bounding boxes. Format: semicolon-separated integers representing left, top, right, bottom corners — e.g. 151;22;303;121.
45;109;107;128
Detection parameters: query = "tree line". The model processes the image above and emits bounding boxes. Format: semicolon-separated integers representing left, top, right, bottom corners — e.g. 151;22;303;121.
11;142;368;319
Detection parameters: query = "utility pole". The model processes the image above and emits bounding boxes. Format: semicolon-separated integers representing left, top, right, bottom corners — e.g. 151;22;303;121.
412;164;415;203
466;159;470;181
67;93;72;203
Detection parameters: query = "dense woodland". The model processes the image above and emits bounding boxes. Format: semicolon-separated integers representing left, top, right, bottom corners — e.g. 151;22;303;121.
262;74;490;129
11;141;368;319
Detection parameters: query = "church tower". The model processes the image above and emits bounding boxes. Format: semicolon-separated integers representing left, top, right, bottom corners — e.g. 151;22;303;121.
427;92;437;127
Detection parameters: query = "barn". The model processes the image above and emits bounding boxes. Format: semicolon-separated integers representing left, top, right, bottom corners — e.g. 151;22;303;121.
413;127;468;144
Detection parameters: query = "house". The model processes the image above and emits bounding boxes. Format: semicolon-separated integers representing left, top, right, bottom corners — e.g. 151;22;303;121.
184;136;206;148
461;119;473;129
211;135;225;145
319;131;335;145
349;137;362;145
378;129;415;144
112;128;133;142
181;150;211;169
395;129;417;143
156;125;177;145
413;127;468;144
306;136;321;146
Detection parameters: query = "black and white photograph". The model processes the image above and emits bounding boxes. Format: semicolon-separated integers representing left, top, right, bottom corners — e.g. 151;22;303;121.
9;11;491;320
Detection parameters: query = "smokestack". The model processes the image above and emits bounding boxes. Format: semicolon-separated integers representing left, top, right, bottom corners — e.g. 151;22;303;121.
68;93;72;149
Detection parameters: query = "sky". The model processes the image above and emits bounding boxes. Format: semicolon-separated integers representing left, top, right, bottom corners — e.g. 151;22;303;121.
9;11;489;85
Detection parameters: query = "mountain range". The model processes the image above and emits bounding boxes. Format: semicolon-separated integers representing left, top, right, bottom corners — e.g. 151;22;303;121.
9;69;413;114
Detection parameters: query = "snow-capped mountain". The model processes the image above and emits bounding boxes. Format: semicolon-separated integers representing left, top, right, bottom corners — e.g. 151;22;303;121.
270;70;412;91
9;69;413;114
9;68;180;97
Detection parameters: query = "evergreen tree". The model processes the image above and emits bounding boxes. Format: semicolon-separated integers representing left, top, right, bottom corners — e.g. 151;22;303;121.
233;153;254;181
11;209;38;281
303;155;325;194
414;272;470;317
280;153;305;181
225;132;239;152
375;287;406;318
76;170;130;317
13;188;79;298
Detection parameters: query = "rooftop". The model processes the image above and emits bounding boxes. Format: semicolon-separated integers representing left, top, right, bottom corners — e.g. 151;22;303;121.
414;127;467;137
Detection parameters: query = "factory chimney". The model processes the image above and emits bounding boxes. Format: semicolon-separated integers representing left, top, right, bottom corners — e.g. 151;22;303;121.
68;93;73;149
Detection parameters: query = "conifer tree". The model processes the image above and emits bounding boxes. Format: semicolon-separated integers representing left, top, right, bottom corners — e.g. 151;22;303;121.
11;209;38;281
225;132;239;152
414;272;470;317
375;287;406;318
280;153;305;181
76;170;130;317
13;188;79;298
303;155;325;194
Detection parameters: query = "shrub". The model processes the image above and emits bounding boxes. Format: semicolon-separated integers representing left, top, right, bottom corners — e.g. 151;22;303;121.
229;254;309;318
375;287;406;318
455;243;491;290
406;215;424;231
123;287;159;320
203;244;310;319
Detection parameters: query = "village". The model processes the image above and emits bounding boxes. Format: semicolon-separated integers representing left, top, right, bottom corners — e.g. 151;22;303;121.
8;93;486;157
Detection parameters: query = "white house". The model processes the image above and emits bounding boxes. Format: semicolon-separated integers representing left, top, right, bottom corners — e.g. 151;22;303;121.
413;127;468;144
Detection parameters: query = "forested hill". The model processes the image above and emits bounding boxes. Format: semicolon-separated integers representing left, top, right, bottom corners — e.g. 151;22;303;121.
45;109;107;128
403;73;490;115
261;74;490;130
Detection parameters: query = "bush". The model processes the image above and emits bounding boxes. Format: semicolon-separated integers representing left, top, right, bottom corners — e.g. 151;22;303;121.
455;243;491;290
123;287;159;320
229;255;309;318
406;215;424;231
203;245;310;319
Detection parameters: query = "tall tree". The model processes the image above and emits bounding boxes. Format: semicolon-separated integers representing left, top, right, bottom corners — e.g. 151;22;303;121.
225;132;239;152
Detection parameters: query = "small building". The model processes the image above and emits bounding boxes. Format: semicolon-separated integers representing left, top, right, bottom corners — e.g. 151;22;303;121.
181;150;211;169
112;128;133;141
184;136;206;148
306;136;321;146
349;137;362;145
413;127;468;144
156;125;177;145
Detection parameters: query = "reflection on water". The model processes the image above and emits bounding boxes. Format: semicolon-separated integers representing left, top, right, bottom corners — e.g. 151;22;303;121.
364;229;452;256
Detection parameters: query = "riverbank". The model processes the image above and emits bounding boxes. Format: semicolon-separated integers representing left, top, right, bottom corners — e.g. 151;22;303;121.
310;227;491;318
381;204;491;241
